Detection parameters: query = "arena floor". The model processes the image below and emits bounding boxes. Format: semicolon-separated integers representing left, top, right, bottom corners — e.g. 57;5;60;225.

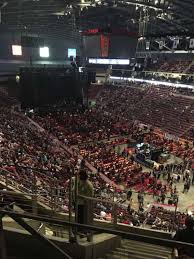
115;144;193;213
130;180;194;213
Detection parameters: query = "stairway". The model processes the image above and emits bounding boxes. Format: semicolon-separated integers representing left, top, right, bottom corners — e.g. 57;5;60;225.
102;239;173;259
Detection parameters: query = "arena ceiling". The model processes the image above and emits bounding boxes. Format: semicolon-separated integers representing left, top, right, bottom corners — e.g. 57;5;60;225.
0;0;194;39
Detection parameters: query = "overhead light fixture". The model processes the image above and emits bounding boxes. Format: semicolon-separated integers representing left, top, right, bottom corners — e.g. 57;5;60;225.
139;37;145;41
39;47;49;58
68;48;76;58
53;11;65;16
16;75;20;83
109;76;194;89
12;45;22;56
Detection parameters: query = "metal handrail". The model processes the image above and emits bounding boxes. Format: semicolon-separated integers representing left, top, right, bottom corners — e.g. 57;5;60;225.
5;211;72;259
78;194;115;205
0;209;194;251
110;68;194;77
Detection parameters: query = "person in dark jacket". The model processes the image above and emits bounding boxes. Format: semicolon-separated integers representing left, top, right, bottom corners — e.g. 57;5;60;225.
174;216;194;258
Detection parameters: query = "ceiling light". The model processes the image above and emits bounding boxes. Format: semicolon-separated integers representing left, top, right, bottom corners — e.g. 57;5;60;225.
12;45;22;56
39;47;49;58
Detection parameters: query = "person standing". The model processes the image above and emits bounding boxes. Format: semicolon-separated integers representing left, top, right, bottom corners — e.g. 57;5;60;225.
73;169;94;237
183;181;188;194
127;189;133;214
137;190;144;211
174;216;194;258
192;175;194;186
177;174;181;183
127;189;132;200
173;193;179;207
127;196;133;215
161;192;166;204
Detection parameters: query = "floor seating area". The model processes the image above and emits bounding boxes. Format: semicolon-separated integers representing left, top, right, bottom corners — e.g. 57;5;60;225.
79;142;142;186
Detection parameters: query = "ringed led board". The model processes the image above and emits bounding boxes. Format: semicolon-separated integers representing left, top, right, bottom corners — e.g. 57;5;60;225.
88;58;130;65
109;76;194;89
12;45;22;56
68;48;76;58
39;47;49;58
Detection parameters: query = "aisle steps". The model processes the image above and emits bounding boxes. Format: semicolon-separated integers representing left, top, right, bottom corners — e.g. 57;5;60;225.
103;239;172;259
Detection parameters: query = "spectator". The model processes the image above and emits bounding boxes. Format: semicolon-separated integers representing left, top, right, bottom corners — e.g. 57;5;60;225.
161;193;166;204
74;169;94;235
137;190;144;211
174;216;194;258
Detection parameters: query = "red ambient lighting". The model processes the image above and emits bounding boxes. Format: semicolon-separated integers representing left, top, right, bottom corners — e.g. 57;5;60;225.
82;28;99;35
81;27;137;37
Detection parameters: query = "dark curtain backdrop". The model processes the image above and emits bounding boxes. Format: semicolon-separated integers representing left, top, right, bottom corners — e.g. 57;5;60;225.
83;35;137;58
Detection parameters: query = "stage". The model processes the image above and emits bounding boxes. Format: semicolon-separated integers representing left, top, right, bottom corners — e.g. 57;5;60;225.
134;142;169;168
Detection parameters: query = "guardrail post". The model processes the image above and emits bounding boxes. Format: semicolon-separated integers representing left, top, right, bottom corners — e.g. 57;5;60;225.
50;179;56;213
68;167;73;242
5;174;8;188
50;180;53;210
32;194;38;215
53;179;57;213
56;181;60;211
0;215;7;259
74;168;78;238
32;172;38;215
113;203;118;227
86;198;94;242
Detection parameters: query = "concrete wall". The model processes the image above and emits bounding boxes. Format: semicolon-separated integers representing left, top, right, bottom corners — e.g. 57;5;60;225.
3;226;121;259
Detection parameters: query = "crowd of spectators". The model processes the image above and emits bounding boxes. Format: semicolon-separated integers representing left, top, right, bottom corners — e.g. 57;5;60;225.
0;105;78;207
19;87;191;231
34;108;123;146
1;81;194;232
79;141;142;186
146;60;192;74
98;84;194;138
